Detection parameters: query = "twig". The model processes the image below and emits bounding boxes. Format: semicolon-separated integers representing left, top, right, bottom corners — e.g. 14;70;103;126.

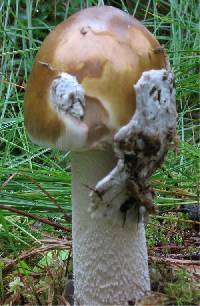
3;240;71;272
0;172;17;191
23;174;71;222
0;172;71;222
149;256;200;267
0;79;25;89
154;215;200;225
0;204;70;233
38;60;60;72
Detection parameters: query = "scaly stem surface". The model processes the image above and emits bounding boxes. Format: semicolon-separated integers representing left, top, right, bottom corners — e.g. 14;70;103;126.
71;149;150;305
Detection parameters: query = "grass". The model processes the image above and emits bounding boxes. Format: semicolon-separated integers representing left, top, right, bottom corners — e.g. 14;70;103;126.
0;0;199;305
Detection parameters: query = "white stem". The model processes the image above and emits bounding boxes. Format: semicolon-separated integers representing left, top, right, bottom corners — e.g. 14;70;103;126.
71;149;150;305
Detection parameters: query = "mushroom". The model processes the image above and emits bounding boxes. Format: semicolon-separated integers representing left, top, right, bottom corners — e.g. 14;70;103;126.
24;6;177;305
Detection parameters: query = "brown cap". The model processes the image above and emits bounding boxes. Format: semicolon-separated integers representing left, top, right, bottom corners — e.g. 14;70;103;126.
24;6;167;151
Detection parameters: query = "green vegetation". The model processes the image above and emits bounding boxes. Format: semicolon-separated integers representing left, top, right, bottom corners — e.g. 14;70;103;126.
0;0;199;305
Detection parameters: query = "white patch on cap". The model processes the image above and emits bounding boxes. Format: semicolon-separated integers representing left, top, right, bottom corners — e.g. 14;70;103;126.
36;72;88;151
29;72;89;151
50;72;85;120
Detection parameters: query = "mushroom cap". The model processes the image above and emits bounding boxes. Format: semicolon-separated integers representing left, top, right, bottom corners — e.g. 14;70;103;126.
24;5;167;151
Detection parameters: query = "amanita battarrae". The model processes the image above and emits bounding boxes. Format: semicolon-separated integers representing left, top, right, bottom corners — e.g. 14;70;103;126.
24;6;177;305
